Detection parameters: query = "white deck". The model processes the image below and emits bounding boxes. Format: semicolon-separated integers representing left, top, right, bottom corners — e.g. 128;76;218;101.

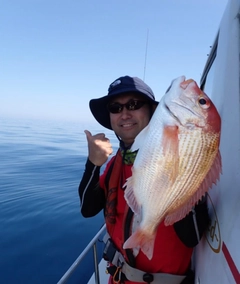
87;259;109;284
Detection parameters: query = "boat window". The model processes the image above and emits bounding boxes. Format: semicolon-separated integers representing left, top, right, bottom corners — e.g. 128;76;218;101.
201;58;216;96
200;33;219;94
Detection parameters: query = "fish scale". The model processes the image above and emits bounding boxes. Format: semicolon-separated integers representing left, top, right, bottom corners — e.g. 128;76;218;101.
166;131;220;210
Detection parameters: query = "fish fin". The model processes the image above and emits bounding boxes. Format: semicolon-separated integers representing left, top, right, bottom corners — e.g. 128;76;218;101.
162;126;179;183
189;149;222;202
124;174;141;215
130;125;150;152
123;229;156;260
132;212;142;233
164;150;222;225
164;203;194;226
132;214;142;257
133;246;140;257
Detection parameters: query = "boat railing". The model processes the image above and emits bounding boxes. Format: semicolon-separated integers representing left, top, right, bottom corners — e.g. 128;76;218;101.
57;224;106;284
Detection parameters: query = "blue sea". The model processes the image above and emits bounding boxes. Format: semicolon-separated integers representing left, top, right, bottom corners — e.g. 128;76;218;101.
0;117;118;284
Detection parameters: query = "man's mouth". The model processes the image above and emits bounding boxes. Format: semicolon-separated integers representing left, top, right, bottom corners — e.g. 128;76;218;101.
121;123;135;128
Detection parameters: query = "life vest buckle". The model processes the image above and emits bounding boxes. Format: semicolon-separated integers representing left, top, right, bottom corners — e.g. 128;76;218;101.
143;272;154;283
103;237;118;262
113;264;123;284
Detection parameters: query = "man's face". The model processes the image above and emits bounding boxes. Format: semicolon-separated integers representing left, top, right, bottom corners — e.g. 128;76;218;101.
109;93;152;146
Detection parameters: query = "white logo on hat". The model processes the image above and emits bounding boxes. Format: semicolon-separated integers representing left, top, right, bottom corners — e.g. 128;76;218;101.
111;79;121;88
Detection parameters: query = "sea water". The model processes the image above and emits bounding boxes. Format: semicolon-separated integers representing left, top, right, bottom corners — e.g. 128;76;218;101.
0;117;118;284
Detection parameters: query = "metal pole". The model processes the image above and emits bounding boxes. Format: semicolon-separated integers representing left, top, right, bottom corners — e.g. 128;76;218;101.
57;224;106;284
143;28;149;82
93;243;100;284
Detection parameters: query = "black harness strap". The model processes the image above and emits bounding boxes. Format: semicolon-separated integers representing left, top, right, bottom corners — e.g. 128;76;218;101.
104;154;136;268
104;156;116;191
124;207;136;267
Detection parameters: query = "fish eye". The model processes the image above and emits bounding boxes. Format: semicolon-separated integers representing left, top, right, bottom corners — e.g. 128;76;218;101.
199;98;207;105
198;96;210;109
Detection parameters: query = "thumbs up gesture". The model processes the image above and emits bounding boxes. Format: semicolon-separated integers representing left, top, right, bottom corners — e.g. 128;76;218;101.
84;130;113;166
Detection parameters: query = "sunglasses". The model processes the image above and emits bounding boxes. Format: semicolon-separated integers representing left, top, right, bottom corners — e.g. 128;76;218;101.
107;99;147;114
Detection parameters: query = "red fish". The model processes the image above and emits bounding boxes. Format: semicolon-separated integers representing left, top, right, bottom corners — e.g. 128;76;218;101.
123;76;222;260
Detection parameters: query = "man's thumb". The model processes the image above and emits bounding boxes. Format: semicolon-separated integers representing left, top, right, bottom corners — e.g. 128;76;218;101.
84;130;92;141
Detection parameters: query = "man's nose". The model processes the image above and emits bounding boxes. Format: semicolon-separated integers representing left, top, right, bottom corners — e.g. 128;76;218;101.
120;107;132;118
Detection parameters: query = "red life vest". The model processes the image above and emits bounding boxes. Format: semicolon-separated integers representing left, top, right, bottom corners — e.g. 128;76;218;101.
100;151;193;283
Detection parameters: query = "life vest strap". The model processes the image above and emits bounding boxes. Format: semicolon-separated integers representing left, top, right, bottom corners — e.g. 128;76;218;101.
103;233;186;284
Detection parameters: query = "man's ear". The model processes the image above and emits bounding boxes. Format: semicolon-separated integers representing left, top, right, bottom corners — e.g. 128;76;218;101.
152;104;158;113
149;104;157;119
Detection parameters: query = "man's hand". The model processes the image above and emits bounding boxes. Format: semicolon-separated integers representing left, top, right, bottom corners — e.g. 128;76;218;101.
84;130;113;166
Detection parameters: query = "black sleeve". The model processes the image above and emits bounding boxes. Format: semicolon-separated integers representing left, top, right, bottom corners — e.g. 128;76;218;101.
173;196;210;247
78;159;105;218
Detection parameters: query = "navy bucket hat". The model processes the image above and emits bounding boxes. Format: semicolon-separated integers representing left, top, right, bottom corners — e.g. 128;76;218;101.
89;75;158;130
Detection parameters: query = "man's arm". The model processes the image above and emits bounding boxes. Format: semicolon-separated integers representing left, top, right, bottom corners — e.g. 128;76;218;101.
78;159;105;217
79;130;113;217
173;196;210;247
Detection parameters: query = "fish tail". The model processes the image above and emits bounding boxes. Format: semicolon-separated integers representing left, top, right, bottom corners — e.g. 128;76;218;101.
123;229;156;260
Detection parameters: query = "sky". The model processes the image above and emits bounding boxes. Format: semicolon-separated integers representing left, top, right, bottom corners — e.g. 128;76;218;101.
0;0;229;124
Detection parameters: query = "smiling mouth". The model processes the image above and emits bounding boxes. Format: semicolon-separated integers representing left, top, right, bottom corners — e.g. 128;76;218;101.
121;123;136;128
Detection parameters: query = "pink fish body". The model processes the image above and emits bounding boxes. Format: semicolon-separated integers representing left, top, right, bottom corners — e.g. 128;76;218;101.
123;76;222;260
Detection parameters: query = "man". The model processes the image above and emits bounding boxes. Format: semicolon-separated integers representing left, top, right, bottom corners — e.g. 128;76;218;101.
79;76;209;284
